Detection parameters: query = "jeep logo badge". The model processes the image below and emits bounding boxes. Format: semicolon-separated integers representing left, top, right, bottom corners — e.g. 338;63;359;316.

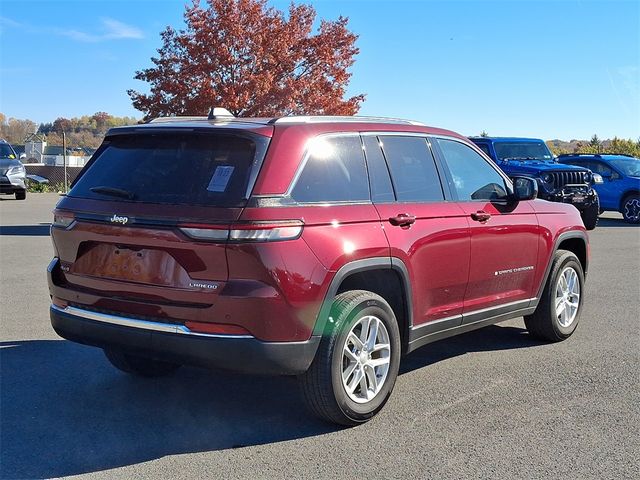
110;214;129;225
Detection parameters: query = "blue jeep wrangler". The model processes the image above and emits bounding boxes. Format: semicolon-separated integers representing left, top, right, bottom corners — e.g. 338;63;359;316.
470;137;600;230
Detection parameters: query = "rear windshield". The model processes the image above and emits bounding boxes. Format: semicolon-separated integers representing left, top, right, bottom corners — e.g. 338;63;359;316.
69;132;268;207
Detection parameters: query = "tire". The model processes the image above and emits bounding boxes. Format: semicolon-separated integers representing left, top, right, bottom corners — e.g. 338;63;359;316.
580;195;599;230
15;190;26;200
621;194;640;224
298;290;401;426
104;348;181;377
524;250;584;342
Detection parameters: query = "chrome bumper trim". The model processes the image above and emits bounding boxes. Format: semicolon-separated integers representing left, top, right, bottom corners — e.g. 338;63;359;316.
51;304;253;339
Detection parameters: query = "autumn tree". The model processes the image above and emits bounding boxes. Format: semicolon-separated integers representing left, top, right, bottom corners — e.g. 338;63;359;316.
128;0;365;120
0;115;37;144
52;117;73;134
91;112;111;131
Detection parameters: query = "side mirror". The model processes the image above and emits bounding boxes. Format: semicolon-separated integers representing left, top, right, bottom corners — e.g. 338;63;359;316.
610;171;621;181
19;153;27;160
512;176;538;201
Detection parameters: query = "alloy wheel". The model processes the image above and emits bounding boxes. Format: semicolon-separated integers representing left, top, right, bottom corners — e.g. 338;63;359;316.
623;198;640;223
341;315;391;403
555;266;580;327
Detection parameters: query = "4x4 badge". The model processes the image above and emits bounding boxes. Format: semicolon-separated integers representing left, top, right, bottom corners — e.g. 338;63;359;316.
110;214;129;225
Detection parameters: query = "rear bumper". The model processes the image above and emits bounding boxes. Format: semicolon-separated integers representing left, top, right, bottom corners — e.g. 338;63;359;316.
50;304;321;375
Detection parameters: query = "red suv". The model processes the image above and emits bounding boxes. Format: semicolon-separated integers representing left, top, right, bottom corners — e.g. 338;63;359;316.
48;112;589;425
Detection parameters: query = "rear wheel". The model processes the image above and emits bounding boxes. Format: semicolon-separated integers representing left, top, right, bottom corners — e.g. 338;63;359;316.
15;190;26;200
621;194;640;224
524;250;584;342
104;348;181;377
299;290;401;426
580;195;599;230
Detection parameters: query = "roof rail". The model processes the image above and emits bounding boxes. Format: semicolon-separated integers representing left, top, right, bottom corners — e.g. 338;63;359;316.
269;115;425;126
148;116;208;123
557;153;635;158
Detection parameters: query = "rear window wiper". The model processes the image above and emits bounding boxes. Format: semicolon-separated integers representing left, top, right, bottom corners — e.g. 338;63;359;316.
90;186;136;200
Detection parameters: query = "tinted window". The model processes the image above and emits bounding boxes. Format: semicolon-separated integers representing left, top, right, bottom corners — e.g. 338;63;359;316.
380;136;444;202
70;133;266;207
437;138;508;201
362;136;394;202
0;143;16;159
476;143;491;157
291;136;369;203
493;142;553;161
609;157;640;176
586;161;613;176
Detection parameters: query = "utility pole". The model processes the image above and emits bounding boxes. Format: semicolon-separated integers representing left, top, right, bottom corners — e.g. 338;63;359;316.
62;131;68;193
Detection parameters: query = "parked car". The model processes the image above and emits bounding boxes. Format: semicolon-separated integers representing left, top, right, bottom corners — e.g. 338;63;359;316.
557;154;640;224
469;137;600;230
0;139;27;200
48;112;589;425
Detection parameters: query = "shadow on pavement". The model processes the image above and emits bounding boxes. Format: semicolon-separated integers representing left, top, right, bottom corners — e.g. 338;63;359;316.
0;224;51;236
0;340;336;479
0;323;540;479
596;218;637;228
400;324;541;374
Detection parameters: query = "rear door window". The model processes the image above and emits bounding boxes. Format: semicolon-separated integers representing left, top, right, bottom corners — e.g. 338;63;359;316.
379;136;444;202
362;136;395;202
69;132;268;207
291;135;369;203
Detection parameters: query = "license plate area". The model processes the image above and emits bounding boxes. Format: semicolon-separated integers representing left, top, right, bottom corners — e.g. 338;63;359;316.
70;243;192;288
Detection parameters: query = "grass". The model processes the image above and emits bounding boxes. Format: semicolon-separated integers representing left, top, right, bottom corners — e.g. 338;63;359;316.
27;182;66;193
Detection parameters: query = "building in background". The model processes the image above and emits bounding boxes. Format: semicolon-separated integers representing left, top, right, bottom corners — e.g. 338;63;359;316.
23;133;93;166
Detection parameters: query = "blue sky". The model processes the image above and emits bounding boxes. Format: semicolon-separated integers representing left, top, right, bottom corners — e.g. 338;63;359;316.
1;0;638;140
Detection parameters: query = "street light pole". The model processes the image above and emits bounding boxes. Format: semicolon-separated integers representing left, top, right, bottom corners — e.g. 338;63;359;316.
62;131;67;193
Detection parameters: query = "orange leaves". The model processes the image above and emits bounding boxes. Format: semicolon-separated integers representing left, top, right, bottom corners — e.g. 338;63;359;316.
128;0;365;120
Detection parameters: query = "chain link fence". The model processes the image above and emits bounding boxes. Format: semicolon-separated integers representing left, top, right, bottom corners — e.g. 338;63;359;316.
25;165;83;189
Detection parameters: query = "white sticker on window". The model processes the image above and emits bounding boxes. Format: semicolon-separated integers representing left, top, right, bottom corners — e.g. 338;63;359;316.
207;165;235;192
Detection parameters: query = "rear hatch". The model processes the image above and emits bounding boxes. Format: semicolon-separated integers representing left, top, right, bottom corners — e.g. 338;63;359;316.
51;127;271;318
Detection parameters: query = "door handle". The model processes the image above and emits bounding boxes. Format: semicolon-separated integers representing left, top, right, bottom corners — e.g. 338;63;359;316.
389;213;416;228
471;211;491;222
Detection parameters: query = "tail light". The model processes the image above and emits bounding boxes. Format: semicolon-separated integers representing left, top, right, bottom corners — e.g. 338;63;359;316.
52;210;75;229
179;221;303;243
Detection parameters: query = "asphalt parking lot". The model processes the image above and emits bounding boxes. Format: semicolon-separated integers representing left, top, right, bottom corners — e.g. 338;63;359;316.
1;193;638;479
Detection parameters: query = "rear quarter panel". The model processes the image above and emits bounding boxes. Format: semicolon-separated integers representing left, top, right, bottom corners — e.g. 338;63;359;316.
232;204;389;341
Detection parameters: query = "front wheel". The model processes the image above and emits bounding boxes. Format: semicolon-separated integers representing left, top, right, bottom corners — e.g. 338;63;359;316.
298;290;401;426
524;250;584;342
15;190;26;200
621;194;640;224
580;195;599;230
